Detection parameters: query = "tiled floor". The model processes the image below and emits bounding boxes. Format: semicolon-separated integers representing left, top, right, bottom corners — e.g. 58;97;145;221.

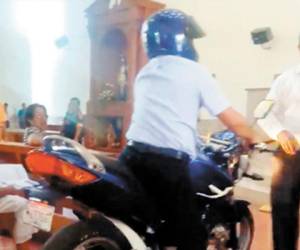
250;206;300;250
251;206;273;250
238;151;300;250
25;210;295;250
238;152;273;250
16;208;300;250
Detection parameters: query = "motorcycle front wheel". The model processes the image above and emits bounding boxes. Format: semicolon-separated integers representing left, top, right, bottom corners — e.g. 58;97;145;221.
235;206;254;250
207;206;254;250
43;218;132;250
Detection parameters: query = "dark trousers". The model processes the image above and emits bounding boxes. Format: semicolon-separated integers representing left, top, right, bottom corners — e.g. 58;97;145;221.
119;146;207;250
271;150;300;250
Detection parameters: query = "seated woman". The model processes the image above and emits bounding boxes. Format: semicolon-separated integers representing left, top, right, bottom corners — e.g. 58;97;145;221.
61;97;83;142
23;104;48;146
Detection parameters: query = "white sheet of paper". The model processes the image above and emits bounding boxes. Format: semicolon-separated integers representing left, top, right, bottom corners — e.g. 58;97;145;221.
22;201;55;232
0;164;38;188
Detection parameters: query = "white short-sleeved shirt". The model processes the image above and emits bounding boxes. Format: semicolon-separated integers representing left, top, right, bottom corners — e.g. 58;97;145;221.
126;55;230;158
258;65;300;142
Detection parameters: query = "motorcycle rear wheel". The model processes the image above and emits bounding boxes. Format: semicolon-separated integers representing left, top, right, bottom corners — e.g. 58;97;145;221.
42;219;132;250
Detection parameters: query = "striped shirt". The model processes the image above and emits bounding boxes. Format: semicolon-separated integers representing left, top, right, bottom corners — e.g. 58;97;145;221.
23;126;45;145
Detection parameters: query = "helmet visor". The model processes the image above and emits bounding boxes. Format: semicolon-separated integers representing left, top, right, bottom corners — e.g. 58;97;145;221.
186;16;205;39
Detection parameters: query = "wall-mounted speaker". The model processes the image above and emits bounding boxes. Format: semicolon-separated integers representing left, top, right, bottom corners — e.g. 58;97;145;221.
251;27;273;45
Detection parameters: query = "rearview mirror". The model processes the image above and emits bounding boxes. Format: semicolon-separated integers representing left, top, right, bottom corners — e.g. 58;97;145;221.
253;99;274;119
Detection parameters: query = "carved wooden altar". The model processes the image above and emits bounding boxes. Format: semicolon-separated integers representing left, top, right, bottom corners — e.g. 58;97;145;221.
85;0;165;151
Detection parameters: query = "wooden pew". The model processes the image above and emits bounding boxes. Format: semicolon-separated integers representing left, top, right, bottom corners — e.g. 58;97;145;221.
4;129;24;143
5;129;61;143
0;212;75;250
0;189;76;249
0;137;120;248
0;142;34;163
0;144;117;248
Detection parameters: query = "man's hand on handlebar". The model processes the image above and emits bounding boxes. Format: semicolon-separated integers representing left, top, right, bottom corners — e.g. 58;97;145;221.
217;107;259;151
277;130;299;155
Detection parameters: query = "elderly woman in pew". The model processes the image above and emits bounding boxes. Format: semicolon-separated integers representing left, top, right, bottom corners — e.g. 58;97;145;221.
23;104;48;146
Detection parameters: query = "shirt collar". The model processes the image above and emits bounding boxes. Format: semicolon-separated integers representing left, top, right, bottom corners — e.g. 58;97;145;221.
295;65;300;74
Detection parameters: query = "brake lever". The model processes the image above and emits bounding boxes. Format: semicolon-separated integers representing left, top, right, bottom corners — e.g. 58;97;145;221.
252;142;278;153
243;172;264;181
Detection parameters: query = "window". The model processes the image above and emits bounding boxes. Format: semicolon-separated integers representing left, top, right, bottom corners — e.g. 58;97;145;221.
15;0;65;115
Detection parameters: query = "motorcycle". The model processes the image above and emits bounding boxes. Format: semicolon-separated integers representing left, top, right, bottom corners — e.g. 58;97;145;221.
22;131;263;250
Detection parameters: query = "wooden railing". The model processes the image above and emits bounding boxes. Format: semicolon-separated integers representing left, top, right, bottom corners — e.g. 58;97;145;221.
0;142;34;163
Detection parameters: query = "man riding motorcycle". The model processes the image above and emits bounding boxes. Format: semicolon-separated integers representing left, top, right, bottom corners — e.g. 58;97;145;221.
119;9;256;250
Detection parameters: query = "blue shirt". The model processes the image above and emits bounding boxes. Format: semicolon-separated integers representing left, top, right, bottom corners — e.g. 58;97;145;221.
126;55;230;158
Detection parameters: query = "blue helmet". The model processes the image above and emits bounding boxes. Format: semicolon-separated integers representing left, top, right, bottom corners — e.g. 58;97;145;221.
141;9;204;61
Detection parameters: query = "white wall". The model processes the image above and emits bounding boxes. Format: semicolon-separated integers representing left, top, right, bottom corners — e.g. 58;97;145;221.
0;0;31;117
0;0;93;123
160;0;300;117
1;0;300;121
52;0;94;118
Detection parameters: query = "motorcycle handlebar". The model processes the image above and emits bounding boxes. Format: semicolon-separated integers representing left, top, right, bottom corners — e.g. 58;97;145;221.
199;135;240;154
200;134;278;156
251;142;278;153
